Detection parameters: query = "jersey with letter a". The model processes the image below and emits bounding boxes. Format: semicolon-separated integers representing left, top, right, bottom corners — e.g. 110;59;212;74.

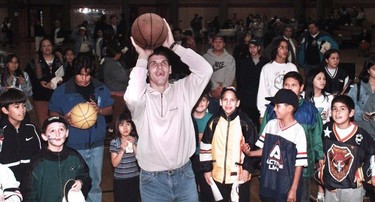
256;119;307;199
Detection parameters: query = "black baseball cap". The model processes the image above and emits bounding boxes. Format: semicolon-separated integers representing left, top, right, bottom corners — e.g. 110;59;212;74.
42;116;69;133
221;86;239;99
248;39;260;46
266;89;299;109
212;34;225;41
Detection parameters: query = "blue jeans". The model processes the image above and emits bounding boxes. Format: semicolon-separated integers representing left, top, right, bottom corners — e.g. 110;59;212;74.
140;161;198;202
77;145;104;202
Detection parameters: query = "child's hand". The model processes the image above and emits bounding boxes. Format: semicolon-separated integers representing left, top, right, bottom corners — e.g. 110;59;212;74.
71;180;82;192
372;176;375;187
126;136;136;143
239;170;251;183
120;139;128;151
17;77;25;85
204;172;212;185
241;143;251;156
363;112;373;121
287;188;297;202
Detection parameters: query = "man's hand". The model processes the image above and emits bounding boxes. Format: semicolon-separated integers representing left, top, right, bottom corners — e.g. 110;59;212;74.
130;36;153;60
162;19;175;48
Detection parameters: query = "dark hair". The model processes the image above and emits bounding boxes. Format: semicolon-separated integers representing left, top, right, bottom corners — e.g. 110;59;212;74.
359;57;375;83
270;37;289;63
1;54;24;87
110;14;118;20
323;49;340;60
283;71;303;86
331;95;355;114
148;47;170;64
38;37;54;55
172;28;182;34
283;24;294;32
307;20;319;29
64;48;74;56
73;55;93;75
114;110;138;139
0;88;26;109
304;68;329;104
193;85;211;111
355;57;375;101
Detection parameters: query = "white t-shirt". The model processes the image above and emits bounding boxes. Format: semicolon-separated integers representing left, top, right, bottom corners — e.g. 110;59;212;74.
257;61;298;117
312;93;334;124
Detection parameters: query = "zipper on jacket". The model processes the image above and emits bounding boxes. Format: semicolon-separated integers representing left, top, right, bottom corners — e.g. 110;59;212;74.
160;93;163;117
223;117;230;183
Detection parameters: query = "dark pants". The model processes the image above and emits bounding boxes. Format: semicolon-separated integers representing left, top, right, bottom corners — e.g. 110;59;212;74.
190;154;214;202
215;179;250;202
113;176;140;202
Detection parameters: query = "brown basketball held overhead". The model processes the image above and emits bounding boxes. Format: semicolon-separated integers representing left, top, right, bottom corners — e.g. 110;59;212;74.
131;13;168;50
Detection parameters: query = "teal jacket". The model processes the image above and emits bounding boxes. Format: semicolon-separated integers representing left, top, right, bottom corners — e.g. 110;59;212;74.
259;99;323;178
26;147;92;202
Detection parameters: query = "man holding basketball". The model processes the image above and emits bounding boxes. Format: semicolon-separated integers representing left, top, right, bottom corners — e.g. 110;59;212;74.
125;19;213;201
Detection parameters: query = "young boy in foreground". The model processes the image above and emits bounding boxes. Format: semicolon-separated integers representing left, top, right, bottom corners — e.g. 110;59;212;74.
249;89;307;202
25;116;92;201
322;95;375;202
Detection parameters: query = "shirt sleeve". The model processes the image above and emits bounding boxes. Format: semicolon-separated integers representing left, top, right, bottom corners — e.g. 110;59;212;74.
295;126;308;167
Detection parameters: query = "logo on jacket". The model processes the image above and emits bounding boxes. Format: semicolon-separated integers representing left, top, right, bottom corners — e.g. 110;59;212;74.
327;144;354;182
266;140;284;171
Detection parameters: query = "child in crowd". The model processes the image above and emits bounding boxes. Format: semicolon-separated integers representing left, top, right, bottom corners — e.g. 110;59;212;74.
322;95;375;202
259;71;323;202
25;116;91;201
322;49;349;95
109;111;140;202
236;39;269;130
304;67;334;201
192;90;214;202
62;48;75;82
0;88;41;193
0;54;33;112
200;86;257;201
348;57;375;140
257;38;298;122
305;68;334;124
249;88;307;202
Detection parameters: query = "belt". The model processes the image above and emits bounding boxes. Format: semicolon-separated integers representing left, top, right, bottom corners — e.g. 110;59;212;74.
142;161;191;176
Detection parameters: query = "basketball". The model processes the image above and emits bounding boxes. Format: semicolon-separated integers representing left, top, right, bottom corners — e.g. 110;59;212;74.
131;13;168;49
70;102;98;129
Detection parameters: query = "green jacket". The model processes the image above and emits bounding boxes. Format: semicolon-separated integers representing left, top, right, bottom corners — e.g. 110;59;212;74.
260;99;323;178
26;147;92;201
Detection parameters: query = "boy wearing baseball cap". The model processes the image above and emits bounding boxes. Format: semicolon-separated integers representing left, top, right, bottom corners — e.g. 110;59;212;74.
25;116;92;201
248;89;307;202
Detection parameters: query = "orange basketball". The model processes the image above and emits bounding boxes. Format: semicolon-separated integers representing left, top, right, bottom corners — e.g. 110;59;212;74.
131;13;168;49
70;103;98;129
